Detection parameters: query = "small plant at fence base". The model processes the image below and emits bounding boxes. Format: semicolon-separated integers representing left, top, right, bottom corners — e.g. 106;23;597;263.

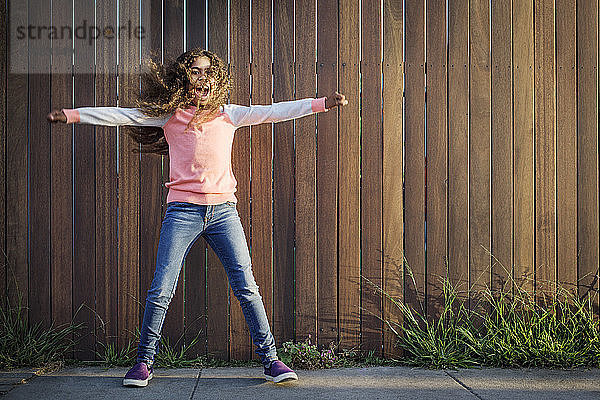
96;327;208;368
363;259;600;369
278;335;338;370
472;287;600;368
3;261;598;370
95;326;264;369
277;335;393;370
389;277;480;369
0;296;85;369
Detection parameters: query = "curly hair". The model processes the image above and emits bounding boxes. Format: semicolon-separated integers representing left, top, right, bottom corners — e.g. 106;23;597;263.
124;47;232;155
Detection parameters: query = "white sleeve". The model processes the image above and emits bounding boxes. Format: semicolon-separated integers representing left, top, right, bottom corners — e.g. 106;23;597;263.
222;97;328;128
61;107;172;127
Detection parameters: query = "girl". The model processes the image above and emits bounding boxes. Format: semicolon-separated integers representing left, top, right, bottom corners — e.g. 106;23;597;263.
47;48;348;386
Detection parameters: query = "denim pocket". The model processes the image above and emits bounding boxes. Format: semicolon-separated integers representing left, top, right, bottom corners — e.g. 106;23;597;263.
225;201;237;208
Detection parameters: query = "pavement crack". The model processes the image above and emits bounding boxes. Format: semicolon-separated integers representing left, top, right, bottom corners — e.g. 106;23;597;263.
445;370;484;399
1;369;41;396
189;369;202;400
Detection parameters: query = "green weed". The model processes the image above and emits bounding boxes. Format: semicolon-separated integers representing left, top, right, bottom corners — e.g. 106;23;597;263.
0;295;84;369
278;335;339;369
365;253;600;369
278;336;398;370
95;327;208;368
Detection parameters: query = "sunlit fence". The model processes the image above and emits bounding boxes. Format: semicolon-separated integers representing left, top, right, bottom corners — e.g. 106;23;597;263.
0;0;597;361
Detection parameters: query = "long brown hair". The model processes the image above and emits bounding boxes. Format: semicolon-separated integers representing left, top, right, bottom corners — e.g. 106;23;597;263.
125;48;232;155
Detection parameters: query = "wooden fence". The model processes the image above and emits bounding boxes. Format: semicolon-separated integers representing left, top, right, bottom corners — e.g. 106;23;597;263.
0;0;598;361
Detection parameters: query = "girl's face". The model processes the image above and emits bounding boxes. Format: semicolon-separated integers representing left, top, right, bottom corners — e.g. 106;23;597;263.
188;56;215;106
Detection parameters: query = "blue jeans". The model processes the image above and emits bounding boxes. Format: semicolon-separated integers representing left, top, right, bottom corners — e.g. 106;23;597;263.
136;201;278;366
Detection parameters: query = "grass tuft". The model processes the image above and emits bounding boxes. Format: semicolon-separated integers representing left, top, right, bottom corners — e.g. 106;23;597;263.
363;257;600;370
0;295;84;369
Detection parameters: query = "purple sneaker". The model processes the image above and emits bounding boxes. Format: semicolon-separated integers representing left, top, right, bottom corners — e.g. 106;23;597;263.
264;360;298;383
123;362;153;387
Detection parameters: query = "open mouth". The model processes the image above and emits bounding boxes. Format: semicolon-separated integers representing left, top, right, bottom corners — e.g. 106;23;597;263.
194;82;211;100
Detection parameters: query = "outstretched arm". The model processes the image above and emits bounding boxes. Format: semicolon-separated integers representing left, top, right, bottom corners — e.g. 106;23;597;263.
225;91;348;128
47;107;172;127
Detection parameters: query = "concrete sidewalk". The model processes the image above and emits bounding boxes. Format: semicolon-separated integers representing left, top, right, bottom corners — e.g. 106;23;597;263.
1;365;599;399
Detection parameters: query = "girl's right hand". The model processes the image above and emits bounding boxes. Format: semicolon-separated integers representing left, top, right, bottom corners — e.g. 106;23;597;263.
47;110;67;123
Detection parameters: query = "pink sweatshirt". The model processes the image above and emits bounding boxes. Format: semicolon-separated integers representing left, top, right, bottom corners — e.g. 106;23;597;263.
62;97;328;205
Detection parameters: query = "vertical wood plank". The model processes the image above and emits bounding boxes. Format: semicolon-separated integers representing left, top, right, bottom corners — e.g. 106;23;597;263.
250;0;273;360
513;0;535;294
294;0;318;343
72;0;97;360
425;0;448;319
50;0;73;337
555;0;577;294
447;0;469;298
205;0;229;360
534;0;556;297
382;0;404;357
95;0;119;357
361;0;383;352
338;0;360;350
187;0;206;49
469;0;491;304
316;0;339;347
576;0;599;307
184;0;209;360
491;0;513;295
0;0;6;308
117;0;141;349
404;0;426;313
28;0;51;330
6;0;29;316
139;0;165;354
229;0;253;360
272;0;295;345
161;0;185;351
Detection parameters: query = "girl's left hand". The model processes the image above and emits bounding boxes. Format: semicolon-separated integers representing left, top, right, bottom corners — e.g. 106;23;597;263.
325;91;348;109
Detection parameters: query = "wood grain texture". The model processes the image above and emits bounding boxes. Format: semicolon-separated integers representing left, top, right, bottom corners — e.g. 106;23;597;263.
7;0;600;362
576;0;599;308
6;0;29;318
512;0;535;294
294;0;318;343
27;0;51;332
184;0;208;360
50;0;74;341
425;0;447;319
161;0;185;350
139;0;166;355
250;0;274;361
360;0;383;352
404;0;426;313
187;0;206;50
72;0;97;360
316;0;339;347
469;0;491;305
447;0;469;298
382;0;404;358
0;0;6;309
555;0;577;295
272;0;295;345
338;0;360;351
95;0;119;357
205;0;229;360
229;0;252;360
117;0;141;349
491;0;513;295
534;0;557;296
